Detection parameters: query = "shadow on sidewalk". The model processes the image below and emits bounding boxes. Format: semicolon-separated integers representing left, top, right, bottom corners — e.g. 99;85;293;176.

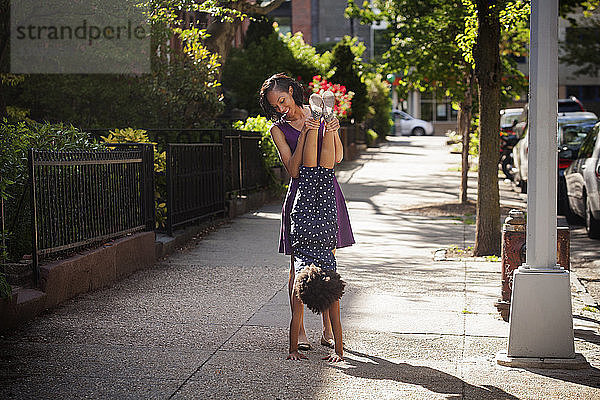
332;349;521;400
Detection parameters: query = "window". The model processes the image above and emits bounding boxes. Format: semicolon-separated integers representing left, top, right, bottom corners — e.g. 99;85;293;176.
420;90;456;122
566;86;600;102
579;125;599;158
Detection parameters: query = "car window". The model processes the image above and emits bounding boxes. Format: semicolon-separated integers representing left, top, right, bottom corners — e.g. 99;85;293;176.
579;125;599;158
500;113;520;127
561;125;593;147
558;101;583;113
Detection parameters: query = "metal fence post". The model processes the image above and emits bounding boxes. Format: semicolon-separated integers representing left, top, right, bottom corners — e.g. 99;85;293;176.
166;144;173;236
28;149;40;285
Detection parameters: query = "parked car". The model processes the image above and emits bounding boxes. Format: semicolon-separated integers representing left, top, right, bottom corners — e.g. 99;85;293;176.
558;96;585;113
557;121;598;214
393;110;434;136
500;108;523;133
512;112;598;196
511;97;586;138
564;121;600;238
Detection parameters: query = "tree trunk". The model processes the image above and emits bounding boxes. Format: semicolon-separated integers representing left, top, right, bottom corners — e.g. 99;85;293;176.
459;67;474;204
473;0;501;256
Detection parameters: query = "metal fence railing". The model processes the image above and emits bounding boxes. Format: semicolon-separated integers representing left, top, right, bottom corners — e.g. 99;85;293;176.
165;143;225;236
224;131;270;196
29;148;153;283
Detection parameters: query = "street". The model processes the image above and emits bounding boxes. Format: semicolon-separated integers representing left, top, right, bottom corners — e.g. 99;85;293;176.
1;136;599;399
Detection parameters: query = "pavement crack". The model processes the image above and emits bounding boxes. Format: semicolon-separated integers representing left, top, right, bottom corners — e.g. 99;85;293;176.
168;284;287;399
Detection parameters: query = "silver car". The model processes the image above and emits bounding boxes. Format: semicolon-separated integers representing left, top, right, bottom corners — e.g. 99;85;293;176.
513;112;598;193
564;121;600;238
393;110;434;136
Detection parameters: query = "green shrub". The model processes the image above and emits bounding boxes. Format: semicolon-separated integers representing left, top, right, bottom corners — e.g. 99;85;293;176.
366;129;379;146
365;74;392;138
101;128;167;229
330;37;369;123
0;120;102;262
0;273;11;299
222;22;331;116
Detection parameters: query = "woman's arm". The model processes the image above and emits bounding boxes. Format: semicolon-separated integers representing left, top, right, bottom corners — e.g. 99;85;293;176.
325;118;343;164
271;125;307;179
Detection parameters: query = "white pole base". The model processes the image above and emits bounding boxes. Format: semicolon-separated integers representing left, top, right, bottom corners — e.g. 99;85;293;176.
507;269;575;358
496;351;589;369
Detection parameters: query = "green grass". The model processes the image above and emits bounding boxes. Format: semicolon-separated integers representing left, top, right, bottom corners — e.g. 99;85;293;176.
582;305;599;313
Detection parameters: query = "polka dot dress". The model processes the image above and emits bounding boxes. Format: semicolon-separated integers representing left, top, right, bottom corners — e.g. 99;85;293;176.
290;165;338;274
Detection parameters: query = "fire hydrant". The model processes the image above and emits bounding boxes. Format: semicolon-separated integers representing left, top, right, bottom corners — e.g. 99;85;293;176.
494;209;570;322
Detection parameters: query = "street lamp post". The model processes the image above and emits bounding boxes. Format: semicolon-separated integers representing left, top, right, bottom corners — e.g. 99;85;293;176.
497;0;580;366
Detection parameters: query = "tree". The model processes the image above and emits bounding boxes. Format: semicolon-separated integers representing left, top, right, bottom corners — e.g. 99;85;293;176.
330;37;369;123
347;0;480;204
204;0;286;60
558;4;600;77
472;0;502;255
348;0;530;255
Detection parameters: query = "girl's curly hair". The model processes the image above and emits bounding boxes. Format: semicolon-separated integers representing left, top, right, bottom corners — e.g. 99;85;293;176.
294;265;345;314
259;73;305;121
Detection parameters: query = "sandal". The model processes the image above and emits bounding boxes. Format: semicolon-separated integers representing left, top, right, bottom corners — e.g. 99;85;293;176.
322;90;335;122
309;93;324;120
298;342;312;351
320;335;335;348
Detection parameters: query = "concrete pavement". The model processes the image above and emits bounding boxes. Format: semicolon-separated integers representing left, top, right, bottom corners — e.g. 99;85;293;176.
1;136;599;399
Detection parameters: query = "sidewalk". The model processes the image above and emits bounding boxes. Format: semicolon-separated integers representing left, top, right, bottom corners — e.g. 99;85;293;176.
1;137;599;399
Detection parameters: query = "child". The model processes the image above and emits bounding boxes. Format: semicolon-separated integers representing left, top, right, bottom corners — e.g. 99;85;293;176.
287;93;345;363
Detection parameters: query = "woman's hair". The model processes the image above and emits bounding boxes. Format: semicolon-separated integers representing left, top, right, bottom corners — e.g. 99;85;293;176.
294;265;345;314
259;73;305;121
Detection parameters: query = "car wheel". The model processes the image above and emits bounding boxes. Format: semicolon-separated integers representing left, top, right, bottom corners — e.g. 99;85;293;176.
501;155;514;181
412;127;425;136
564;197;582;226
585;198;600;239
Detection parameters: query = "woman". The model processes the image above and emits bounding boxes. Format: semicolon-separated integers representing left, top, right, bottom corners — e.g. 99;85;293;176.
259;73;355;351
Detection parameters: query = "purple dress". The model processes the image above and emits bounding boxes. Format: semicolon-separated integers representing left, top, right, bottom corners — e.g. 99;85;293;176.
276;121;355;255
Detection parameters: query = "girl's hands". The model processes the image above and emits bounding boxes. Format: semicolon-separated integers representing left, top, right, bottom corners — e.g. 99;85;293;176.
325;117;340;133
322;353;344;363
287;350;308;361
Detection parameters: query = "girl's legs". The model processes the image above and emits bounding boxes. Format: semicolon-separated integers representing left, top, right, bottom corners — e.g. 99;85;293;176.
302;123;319;167
320;124;336;169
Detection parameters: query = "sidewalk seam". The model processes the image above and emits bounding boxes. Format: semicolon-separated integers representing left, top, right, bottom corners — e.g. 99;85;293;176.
168;284;287;399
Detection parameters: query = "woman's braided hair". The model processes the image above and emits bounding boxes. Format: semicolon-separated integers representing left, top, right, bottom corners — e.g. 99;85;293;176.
259;73;305;121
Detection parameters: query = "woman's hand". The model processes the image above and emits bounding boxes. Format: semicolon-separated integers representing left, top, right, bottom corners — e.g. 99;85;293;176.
304;117;321;132
325;117;340;133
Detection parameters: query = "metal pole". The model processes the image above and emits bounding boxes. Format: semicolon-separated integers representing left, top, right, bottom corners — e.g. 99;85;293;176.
524;0;558;271
499;0;577;363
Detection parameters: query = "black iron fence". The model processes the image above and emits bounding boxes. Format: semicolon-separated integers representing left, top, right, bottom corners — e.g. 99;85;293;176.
224;131;270;196
29;147;154;282
166;144;225;236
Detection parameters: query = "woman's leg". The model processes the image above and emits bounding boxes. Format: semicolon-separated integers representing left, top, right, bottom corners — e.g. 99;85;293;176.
289;255;309;344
